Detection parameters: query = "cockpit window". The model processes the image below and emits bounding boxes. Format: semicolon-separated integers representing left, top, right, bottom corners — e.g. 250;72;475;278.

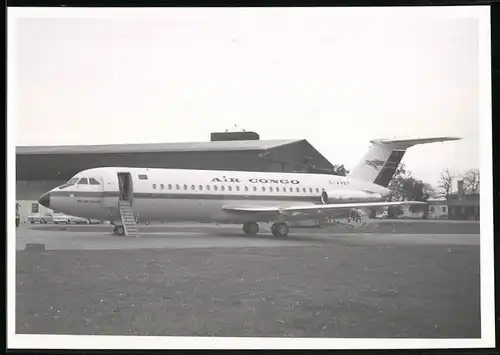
89;178;100;185
57;177;79;189
78;178;88;185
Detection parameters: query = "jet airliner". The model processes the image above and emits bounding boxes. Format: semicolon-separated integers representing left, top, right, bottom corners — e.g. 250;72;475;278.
37;137;460;237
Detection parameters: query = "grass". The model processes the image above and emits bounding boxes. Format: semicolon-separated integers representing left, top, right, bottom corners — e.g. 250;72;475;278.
16;242;480;338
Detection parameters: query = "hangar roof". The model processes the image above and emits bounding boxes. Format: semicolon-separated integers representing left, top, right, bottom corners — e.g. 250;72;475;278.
16;139;297;155
16;139;336;182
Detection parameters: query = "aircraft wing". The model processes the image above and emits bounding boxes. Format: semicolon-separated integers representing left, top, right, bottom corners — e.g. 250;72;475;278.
223;200;426;216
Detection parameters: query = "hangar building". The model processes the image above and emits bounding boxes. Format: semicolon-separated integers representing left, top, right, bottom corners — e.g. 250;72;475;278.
16;134;336;220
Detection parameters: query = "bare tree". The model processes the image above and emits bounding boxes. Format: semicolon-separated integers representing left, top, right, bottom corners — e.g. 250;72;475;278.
463;169;480;194
437;168;454;197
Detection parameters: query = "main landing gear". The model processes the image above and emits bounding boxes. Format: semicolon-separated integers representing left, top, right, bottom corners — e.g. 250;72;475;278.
242;222;290;237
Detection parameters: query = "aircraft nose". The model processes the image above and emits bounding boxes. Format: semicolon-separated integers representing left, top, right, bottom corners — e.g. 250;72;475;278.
38;192;51;209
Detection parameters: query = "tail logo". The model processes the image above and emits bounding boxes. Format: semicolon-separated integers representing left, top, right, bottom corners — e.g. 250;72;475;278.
365;159;385;170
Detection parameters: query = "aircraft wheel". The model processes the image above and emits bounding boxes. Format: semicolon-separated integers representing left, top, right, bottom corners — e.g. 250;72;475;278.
271;222;289;237
113;225;125;236
242;222;259;235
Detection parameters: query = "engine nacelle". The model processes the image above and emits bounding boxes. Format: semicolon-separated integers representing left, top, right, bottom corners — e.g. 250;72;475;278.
320;190;382;204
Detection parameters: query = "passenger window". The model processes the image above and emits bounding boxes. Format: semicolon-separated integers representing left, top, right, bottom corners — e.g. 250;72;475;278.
309;188;313;193
89;178;100;185
221;186;225;191
138;174;148;180
236;186;240;191
253;186;257;192
296;187;300;192
206;185;211;191
78;178;88;185
245;186;249;191
214;186;218;191
191;185;195;190
276;187;280;192
303;188;306;192
316;188;319;193
228;186;232;191
269;187;273;192
160;184;164;190
184;184;188;190
176;184;180;190
289;187;293;192
199;185;203;190
153;184;156;189
168;184;172;190
262;187;266;192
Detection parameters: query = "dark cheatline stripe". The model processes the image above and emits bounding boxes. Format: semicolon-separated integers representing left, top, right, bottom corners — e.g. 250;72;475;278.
49;190;319;202
373;149;406;188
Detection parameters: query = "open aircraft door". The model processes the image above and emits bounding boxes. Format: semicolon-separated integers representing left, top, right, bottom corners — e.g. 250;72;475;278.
100;172;119;210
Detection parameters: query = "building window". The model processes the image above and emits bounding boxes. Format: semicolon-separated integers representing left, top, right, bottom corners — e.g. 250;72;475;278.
430;206;435;212
32;203;39;213
442;206;447;213
89;178;100;185
138;174;148;180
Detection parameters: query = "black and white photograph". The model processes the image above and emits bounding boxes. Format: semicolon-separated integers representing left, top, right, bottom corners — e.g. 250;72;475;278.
8;6;494;350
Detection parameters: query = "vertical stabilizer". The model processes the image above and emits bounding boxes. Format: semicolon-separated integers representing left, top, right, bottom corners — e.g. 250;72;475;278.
347;137;461;187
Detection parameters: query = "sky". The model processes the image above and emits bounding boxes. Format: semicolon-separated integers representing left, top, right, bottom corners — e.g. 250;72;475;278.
12;8;483;188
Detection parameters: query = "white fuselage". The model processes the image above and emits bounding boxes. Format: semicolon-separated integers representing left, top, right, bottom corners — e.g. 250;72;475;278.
45;167;391;224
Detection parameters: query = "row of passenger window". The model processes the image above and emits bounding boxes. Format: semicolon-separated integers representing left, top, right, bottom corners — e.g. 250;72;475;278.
151;183;324;194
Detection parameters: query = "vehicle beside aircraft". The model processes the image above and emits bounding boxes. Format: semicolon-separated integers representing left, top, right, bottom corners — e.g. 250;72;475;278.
37;137;460;237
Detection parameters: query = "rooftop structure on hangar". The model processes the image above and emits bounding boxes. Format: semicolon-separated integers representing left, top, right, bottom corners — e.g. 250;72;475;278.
16;135;336;200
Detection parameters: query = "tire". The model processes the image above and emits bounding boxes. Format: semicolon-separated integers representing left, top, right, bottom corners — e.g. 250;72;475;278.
242;222;259;235
271;222;289;237
114;225;125;236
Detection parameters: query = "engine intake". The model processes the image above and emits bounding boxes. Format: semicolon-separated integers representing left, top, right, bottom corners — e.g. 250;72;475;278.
320;190;382;204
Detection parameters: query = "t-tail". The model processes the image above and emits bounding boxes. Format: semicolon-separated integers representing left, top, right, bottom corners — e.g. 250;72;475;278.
347;137;462;188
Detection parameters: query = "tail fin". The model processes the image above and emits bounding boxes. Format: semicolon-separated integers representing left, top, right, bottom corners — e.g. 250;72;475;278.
347;137;461;187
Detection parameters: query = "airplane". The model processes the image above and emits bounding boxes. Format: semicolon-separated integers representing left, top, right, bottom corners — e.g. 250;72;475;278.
37;136;461;237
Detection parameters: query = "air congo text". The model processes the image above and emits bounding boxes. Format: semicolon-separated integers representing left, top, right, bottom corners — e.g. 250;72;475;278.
211;177;300;184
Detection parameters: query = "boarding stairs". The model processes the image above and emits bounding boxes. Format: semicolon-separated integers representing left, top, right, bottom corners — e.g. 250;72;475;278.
118;200;139;237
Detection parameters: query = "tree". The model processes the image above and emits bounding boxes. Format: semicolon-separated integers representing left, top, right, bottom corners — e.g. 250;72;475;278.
385;164;432;219
463;169;480;194
331;164;349;177
437;169;454;197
